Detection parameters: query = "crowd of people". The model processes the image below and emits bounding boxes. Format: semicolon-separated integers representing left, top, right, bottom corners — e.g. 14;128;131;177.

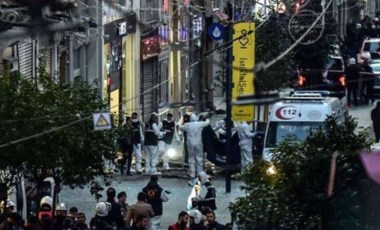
0;170;230;230
344;55;376;107
345;15;380;58
341;15;380;107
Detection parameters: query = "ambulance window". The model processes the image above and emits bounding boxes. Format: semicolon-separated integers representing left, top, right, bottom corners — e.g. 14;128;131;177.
265;122;279;147
266;122;323;147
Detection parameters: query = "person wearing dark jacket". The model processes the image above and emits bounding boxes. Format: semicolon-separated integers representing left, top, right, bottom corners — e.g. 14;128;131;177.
360;57;375;105
345;58;360;107
117;191;129;230
0;212;21;230
118;117;134;175
23;215;41;230
105;187;124;229
371;101;380;142
74;213;89;230
158;113;176;170
142;175;169;230
205;211;224;230
200;115;224;167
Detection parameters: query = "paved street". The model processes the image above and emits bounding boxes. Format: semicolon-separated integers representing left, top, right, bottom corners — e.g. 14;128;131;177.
60;175;244;228
349;103;375;135
59;103;376;229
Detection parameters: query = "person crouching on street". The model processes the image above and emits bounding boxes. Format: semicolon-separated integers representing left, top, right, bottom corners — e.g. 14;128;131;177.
191;171;217;214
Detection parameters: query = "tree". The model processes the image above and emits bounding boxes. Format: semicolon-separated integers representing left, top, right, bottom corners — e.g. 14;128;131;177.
0;65;118;210
255;13;296;92
229;116;380;229
291;0;339;69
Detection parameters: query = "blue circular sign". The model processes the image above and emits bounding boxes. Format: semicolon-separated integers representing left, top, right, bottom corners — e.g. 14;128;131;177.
207;23;225;41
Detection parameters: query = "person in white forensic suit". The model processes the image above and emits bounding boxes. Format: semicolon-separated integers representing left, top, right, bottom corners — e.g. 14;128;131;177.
236;121;255;172
179;114;210;180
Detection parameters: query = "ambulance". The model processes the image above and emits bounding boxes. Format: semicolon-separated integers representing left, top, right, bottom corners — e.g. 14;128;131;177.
0;177;55;220
262;91;347;161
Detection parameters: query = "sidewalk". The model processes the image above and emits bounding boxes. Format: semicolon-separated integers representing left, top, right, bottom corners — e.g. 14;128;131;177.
348;104;375;133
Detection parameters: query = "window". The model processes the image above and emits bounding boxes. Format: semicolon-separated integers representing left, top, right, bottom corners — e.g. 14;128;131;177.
265;121;323;147
73;49;80;70
141;0;160;23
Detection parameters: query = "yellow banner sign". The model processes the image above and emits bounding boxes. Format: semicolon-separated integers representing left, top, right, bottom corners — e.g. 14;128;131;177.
232;22;255;121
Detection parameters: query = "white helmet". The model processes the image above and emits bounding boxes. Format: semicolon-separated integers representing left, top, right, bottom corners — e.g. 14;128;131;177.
6;199;15;208
187;210;203;224
56;202;68;211
40;196;53;208
95;202;111;217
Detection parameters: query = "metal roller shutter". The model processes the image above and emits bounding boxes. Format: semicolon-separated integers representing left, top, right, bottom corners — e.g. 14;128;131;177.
141;58;157;122
18;41;33;80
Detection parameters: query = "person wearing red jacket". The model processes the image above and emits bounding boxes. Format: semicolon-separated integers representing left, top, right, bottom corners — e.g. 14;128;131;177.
168;211;190;230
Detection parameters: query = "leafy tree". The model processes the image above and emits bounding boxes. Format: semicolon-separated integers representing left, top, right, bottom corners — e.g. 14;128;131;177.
0;65;118;207
255;13;296;92
291;0;339;69
229;116;380;229
0;72;26;206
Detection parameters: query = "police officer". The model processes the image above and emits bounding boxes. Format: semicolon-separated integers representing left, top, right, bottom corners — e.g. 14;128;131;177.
131;112;144;174
142;175;169;230
144;113;164;175
158;113;176;170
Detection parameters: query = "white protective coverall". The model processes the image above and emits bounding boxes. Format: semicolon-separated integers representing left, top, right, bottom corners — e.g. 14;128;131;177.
236;121;255;172
179;119;210;178
144;121;164;174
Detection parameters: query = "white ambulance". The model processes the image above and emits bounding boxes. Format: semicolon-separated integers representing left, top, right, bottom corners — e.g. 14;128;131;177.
263;91;347;161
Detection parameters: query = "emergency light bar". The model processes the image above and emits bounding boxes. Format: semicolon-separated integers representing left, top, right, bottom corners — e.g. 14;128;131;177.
292;90;332;96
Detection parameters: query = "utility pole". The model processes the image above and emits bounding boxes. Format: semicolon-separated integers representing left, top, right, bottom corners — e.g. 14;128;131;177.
225;22;233;194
